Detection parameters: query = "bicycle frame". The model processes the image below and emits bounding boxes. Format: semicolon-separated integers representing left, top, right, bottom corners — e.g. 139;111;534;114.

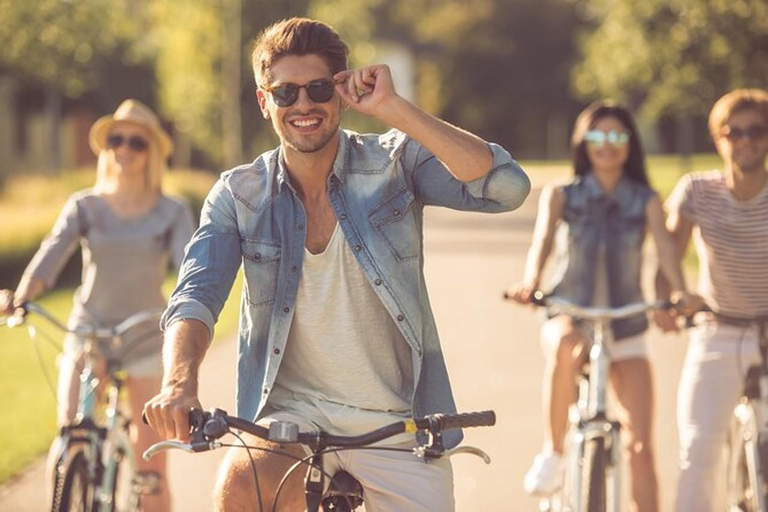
726;318;768;512
562;317;621;512
534;295;666;512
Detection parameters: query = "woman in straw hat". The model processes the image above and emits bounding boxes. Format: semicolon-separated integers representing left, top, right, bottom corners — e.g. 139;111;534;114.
1;99;194;511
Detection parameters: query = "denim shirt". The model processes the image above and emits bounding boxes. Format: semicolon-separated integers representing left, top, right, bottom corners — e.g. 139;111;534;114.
162;128;530;449
548;173;655;340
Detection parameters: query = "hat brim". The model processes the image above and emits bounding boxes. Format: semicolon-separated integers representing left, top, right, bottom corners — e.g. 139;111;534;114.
89;116;174;158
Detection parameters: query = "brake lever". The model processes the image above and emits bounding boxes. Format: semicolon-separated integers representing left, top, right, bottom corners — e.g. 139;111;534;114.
142;439;221;461
443;445;492;464
413;444;492;464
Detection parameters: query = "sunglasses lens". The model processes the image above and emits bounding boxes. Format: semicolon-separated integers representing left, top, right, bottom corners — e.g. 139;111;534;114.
271;84;299;107
306;80;335;103
585;130;606;147
106;135;124;149
128;136;149;152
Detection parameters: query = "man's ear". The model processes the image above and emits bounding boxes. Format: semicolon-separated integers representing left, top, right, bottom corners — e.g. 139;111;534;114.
256;89;270;119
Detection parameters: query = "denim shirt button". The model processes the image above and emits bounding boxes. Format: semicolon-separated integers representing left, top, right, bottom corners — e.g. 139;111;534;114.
273;348;281;355
354;244;362;252
291;266;298;272
297;224;304;230
393;209;401;217
263;387;269;395
283;306;290;313
374;278;382;286
397;314;404;322
254;253;261;260
340;213;348;220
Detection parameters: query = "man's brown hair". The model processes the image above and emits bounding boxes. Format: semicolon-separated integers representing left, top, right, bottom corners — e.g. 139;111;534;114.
251;18;349;87
708;88;768;140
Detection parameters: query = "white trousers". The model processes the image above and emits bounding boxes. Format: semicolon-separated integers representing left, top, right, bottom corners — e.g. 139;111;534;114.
675;320;762;512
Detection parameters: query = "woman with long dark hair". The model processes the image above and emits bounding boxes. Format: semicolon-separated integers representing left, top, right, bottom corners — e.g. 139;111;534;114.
505;101;696;511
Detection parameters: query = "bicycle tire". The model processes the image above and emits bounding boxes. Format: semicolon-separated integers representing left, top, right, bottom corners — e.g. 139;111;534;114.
580;438;607;512
51;451;93;512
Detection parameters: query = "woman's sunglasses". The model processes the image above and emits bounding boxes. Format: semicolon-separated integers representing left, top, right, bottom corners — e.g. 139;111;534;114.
263;78;336;108
106;134;149;152
584;129;630;148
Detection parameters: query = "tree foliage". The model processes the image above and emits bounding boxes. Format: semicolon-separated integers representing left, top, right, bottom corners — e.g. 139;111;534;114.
0;0;141;97
574;0;768;120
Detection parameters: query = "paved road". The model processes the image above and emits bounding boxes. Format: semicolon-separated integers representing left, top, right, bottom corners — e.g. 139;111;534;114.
0;188;689;511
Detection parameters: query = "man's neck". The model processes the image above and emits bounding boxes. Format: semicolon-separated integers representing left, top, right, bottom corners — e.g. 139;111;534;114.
725;162;768;201
283;136;340;201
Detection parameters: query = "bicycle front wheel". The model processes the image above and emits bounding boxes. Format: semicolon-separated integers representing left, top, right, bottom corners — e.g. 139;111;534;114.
51;451;93;512
580;438;607;512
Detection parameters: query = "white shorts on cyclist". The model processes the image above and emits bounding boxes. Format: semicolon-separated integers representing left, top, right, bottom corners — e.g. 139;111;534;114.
540;317;649;362
258;410;456;512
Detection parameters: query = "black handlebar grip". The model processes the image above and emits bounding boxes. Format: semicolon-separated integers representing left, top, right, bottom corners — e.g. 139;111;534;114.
531;290;547;307
438;410;496;430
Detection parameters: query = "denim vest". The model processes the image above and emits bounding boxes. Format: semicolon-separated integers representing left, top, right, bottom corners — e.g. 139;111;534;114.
162;129;530;449
548;173;655;340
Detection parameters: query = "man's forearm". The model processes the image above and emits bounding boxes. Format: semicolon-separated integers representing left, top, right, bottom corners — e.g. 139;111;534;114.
161;319;212;394
378;96;493;182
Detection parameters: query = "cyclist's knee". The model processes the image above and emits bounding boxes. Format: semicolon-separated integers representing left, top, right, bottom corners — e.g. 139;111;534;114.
215;451;260;511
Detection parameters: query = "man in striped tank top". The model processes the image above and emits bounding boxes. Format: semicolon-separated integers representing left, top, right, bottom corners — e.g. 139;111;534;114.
658;88;768;512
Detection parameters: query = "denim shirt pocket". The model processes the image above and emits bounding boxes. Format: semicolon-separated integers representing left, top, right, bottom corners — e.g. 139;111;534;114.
240;238;281;307
368;187;420;260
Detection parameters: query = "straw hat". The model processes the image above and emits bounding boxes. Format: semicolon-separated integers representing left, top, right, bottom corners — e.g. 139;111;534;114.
89;99;173;158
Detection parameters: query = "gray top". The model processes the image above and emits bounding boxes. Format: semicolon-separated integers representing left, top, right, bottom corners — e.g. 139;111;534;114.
24;189;195;360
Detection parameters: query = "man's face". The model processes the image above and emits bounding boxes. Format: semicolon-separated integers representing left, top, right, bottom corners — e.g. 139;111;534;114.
715;108;768;173
257;54;343;154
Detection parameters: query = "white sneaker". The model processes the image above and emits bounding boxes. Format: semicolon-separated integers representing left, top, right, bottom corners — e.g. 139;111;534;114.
523;452;563;496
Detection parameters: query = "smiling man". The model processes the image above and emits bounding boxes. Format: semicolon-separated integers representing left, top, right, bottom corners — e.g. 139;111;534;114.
143;18;529;511
655;88;768;512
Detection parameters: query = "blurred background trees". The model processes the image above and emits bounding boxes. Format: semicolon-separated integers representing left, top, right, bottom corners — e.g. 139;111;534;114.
0;0;766;174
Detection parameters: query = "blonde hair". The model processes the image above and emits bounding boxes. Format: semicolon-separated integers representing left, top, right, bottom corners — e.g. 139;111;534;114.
93;127;165;195
708;88;768;140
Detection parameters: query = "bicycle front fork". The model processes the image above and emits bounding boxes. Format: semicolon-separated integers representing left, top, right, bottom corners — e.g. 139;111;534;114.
565;420;621;512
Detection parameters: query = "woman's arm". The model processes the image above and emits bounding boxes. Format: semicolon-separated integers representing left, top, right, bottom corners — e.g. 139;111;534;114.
647;195;688;293
504;184;563;303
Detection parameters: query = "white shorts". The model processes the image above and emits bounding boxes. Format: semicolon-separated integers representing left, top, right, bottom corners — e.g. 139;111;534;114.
257;410;455;512
540;317;649;362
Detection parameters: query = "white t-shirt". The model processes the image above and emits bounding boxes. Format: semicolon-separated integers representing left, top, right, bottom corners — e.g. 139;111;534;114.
268;223;414;436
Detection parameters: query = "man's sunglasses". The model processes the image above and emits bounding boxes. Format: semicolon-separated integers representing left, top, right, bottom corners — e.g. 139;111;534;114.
263;78;336;108
722;125;768;142
584;129;631;148
106;134;149;152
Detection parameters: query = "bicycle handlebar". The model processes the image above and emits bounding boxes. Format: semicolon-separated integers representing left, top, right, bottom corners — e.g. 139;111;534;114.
530;291;671;320
143;408;496;461
3;301;163;340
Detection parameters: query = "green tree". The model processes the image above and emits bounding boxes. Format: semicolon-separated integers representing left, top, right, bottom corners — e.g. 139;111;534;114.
311;0;585;158
573;0;768;121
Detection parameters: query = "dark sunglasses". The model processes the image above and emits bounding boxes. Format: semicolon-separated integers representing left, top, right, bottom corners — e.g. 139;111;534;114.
723;125;768;142
263;78;336;108
106;134;149;152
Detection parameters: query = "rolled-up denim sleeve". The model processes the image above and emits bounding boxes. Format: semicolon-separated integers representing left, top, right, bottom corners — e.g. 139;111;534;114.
161;178;242;340
407;139;530;212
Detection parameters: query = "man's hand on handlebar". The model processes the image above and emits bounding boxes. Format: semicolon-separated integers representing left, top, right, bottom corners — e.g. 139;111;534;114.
142;386;202;442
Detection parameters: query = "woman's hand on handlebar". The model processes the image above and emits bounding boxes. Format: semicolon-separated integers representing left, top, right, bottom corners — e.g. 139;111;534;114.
0;289;15;316
503;281;538;305
142;385;202;442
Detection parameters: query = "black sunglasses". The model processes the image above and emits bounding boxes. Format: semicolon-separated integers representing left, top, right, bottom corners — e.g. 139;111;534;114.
264;78;336;108
106;134;149;152
723;125;768;142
